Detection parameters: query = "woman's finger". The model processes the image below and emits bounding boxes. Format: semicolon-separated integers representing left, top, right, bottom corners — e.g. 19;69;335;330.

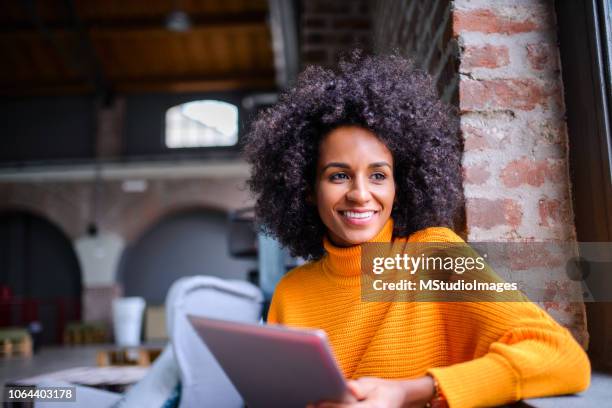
347;380;366;400
351;377;381;395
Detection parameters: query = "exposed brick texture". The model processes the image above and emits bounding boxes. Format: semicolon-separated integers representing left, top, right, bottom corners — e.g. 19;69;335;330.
526;42;557;71
372;0;458;103
463;162;491;185
500;157;565;188
455;0;574;241
454;0;585;342
538;196;569;227
300;0;372;67
453;8;549;35
466;197;523;229
460;78;558;112
0;178;252;243
462;123;492;150
462;44;510;69
372;0;586;343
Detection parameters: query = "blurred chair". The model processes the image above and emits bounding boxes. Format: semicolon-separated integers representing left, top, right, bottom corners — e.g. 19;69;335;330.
35;276;263;408
168;276;263;408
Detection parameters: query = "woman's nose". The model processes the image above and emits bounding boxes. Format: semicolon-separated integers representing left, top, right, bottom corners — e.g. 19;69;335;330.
346;179;371;203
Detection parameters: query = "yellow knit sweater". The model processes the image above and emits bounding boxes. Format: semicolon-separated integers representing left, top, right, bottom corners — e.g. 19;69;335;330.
267;219;590;407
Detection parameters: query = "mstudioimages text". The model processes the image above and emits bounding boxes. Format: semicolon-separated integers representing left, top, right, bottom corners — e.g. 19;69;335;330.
372;279;519;293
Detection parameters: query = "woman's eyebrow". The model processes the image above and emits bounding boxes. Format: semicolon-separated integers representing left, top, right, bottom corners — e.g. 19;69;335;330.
369;161;392;169
321;162;350;171
321;161;392;171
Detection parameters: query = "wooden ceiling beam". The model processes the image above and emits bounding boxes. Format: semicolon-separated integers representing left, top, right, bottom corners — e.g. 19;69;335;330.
0;11;269;33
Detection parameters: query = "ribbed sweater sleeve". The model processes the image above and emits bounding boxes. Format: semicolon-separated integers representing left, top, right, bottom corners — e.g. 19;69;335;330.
417;228;591;407
427;301;590;407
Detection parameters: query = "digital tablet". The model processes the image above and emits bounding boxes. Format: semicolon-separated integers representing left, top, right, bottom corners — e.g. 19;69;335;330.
188;315;355;408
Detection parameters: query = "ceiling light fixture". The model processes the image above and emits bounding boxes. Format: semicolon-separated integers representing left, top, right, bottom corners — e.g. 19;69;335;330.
166;1;192;32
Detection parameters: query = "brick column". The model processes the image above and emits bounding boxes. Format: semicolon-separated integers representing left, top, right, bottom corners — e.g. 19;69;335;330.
454;0;586;344
371;0;587;344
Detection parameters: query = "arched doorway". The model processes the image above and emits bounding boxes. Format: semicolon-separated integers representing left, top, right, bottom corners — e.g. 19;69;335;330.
119;209;256;305
0;210;82;345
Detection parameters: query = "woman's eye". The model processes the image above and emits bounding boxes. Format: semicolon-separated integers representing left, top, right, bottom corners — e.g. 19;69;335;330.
371;173;386;181
329;173;349;182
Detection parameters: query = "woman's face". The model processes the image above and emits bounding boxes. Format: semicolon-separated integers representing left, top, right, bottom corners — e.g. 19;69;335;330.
314;126;395;247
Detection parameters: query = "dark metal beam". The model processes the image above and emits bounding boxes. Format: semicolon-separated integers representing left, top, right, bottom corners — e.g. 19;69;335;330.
62;0;111;103
18;0;83;75
0;10;269;33
0;72;277;96
18;0;111;102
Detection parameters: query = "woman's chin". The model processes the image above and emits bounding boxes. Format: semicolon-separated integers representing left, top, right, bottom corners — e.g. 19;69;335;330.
335;229;379;246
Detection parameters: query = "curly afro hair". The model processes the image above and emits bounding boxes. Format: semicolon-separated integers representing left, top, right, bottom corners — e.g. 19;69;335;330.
243;51;463;260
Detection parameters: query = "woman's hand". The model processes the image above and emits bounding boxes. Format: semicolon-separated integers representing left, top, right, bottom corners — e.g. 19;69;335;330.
307;376;435;408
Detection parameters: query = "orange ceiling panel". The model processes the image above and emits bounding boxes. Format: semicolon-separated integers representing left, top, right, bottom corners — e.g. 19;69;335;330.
0;0;275;95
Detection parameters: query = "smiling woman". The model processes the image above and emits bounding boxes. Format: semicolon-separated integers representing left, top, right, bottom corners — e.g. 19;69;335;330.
245;51;463;261
314;126;395;247
243;52;590;408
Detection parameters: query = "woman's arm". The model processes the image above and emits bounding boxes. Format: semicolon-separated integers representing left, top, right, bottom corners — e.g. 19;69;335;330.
314;301;590;408
425;300;590;407
409;227;591;406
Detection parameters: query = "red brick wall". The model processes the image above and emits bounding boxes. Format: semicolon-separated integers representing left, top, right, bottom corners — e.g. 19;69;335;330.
455;0;574;242
372;0;586;344
372;0;458;103
0;177;252;243
300;0;372;67
457;1;586;345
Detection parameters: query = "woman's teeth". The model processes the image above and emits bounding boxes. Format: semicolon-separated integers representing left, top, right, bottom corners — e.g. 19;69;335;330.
342;211;375;219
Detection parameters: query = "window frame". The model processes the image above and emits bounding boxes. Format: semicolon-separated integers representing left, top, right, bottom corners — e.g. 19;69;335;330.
556;0;612;372
164;99;240;149
124;91;253;160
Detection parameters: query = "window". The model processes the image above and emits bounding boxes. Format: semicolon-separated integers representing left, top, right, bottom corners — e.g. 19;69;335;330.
556;0;612;372
165;100;239;148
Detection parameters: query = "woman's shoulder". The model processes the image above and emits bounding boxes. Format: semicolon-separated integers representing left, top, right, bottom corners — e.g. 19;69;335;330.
398;226;465;243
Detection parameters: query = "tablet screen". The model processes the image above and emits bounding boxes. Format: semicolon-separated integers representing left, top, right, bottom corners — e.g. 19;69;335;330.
189;315;351;408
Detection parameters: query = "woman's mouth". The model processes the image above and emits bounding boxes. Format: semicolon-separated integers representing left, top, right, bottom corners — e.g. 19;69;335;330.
339;210;378;225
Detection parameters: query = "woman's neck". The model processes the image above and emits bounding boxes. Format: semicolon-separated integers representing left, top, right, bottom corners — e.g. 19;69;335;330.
321;218;394;283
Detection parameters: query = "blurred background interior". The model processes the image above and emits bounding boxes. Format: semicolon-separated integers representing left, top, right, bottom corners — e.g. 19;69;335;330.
0;0;611;403
0;0;368;393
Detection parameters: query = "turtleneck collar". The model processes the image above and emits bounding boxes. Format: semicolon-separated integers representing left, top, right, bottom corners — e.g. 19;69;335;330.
321;218;394;285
